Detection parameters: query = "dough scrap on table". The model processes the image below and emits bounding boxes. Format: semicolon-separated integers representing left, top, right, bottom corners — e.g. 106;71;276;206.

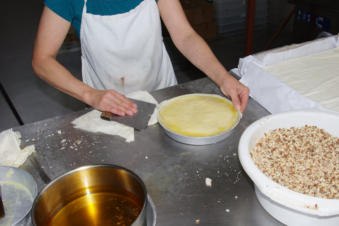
72;91;159;142
0;129;35;167
72;110;135;142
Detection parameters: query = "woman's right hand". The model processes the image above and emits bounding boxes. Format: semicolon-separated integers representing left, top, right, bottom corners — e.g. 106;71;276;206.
85;89;138;116
32;7;137;117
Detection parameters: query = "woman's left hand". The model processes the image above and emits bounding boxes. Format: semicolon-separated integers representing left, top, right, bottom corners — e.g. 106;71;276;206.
219;74;249;113
158;0;249;112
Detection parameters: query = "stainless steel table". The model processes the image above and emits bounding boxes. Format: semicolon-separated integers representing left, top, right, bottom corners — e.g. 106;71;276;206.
18;78;283;226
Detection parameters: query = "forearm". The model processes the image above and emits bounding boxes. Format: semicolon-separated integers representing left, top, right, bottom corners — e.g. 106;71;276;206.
159;0;249;111
32;6;137;116
32;56;137;115
173;31;230;86
32;56;93;105
173;32;249;112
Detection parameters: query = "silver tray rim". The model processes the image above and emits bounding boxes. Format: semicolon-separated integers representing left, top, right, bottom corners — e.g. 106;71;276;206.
157;93;242;145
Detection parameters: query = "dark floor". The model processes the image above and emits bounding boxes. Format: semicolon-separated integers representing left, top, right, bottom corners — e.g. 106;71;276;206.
0;0;294;131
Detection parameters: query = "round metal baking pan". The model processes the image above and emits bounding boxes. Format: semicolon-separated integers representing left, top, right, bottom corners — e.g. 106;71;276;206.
157;94;242;145
0;166;38;226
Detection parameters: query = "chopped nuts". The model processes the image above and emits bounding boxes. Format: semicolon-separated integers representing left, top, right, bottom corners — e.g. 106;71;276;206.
251;125;339;199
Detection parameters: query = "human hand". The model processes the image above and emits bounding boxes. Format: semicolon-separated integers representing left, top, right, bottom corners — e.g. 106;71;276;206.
85;89;137;116
219;74;249;113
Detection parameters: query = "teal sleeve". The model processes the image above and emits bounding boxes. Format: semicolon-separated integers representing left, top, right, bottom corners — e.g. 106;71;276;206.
44;0;74;23
86;0;143;15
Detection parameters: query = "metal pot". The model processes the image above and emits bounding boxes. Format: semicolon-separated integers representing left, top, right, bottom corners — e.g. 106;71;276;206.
32;165;147;226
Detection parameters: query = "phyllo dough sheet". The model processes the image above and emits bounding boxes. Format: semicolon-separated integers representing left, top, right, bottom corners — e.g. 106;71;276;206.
263;47;339;112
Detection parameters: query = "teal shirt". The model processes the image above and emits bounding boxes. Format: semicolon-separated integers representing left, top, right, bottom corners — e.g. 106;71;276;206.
44;0;150;37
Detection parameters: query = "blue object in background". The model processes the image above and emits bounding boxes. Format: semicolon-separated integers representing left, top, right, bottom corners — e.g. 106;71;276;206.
315;16;331;31
296;8;331;32
297;9;312;24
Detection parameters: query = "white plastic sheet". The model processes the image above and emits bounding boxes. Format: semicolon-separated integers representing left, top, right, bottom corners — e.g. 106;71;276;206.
238;34;339;114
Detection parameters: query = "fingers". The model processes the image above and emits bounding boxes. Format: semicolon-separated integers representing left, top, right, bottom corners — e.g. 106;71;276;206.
220;79;249;113
224;88;240;112
239;87;249;112
231;85;249;113
109;92;137;116
107;92;137;116
92;90;138;116
233;98;241;112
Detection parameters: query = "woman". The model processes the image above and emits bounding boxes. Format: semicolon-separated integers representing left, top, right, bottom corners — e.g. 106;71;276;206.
32;0;249;116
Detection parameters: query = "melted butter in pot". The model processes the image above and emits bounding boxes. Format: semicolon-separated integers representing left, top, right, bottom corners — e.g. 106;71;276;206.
46;187;142;226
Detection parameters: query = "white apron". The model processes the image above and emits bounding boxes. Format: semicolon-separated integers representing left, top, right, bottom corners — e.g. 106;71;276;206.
80;0;177;94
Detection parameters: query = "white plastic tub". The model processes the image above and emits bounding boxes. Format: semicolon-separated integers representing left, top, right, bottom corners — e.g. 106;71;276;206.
238;110;339;226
